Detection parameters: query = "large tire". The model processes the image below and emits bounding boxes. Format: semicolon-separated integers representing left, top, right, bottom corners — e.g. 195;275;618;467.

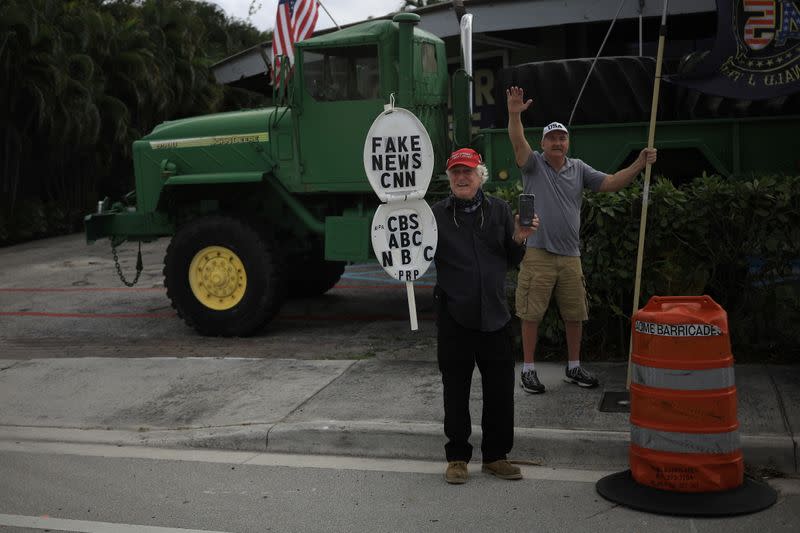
671;50;800;119
495;55;799;128
163;215;286;336
495;56;657;127
287;242;345;297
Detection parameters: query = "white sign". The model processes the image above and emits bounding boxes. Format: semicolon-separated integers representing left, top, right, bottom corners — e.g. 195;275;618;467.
364;100;438;331
363;107;435;203
371;200;437;283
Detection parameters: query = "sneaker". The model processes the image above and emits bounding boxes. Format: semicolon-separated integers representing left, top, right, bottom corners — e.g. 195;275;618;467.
482;460;522;480
564;366;599;388
445;461;469;484
520;369;545;394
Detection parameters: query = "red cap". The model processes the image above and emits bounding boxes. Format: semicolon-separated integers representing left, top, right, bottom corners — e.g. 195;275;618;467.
446;148;482;170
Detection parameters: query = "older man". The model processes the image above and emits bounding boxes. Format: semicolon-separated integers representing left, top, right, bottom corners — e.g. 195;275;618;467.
431;147;538;485
506;86;657;394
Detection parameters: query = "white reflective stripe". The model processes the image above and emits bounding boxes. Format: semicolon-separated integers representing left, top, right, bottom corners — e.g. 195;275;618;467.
634;320;722;336
631;425;741;454
632;364;735;390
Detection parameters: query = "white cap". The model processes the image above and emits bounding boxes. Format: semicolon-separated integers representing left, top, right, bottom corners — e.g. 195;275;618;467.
542;121;569;140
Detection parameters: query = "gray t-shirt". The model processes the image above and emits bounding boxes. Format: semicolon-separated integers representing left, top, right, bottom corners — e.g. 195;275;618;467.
521;151;606;257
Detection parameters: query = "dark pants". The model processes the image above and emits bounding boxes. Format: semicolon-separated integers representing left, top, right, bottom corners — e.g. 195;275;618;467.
436;304;515;463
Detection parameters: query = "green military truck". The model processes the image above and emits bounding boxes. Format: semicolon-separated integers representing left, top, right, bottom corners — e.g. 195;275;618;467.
85;12;798;336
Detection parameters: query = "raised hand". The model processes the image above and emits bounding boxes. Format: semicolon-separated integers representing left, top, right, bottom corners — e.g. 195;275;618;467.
506;86;533;114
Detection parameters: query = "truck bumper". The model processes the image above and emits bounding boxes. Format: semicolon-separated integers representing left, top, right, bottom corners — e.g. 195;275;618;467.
84;211;174;244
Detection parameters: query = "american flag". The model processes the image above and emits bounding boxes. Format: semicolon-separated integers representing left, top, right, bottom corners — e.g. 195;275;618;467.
272;0;319;83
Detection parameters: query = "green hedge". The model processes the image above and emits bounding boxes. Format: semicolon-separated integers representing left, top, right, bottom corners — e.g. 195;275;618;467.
492;174;800;363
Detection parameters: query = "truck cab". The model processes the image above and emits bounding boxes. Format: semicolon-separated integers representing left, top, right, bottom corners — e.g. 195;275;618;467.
289;16;449;190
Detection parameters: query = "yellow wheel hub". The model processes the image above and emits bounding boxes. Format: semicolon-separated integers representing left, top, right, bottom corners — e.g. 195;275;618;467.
188;246;247;310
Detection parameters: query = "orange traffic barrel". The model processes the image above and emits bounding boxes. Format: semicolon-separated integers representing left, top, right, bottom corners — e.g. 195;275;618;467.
629;295;743;493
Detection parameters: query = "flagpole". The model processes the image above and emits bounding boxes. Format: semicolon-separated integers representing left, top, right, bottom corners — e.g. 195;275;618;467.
626;0;669;389
316;0;340;30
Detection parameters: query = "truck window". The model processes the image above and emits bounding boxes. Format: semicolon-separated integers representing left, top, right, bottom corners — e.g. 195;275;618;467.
303;45;380;101
421;42;437;74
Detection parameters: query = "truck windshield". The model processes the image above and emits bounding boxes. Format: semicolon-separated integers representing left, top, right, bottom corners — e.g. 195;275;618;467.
421;42;437;74
303;45;379;101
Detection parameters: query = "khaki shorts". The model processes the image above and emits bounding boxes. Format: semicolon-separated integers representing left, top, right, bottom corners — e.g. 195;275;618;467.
515;247;588;322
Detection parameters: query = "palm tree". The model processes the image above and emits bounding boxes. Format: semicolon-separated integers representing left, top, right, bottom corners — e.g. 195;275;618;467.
0;0;64;212
0;0;270;244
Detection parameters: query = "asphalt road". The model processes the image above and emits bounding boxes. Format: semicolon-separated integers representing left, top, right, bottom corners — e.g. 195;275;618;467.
0;234;438;361
2;442;799;533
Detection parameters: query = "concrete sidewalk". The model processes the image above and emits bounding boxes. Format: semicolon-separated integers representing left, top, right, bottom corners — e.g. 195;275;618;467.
0;358;797;473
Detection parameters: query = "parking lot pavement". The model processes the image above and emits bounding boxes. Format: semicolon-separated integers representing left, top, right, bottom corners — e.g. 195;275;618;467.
0;233;438;361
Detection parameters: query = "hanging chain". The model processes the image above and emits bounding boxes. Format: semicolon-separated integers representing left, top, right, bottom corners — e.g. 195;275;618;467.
112;241;143;287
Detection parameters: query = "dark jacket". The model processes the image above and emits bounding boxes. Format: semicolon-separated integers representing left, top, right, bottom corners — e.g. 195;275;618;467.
432;194;525;332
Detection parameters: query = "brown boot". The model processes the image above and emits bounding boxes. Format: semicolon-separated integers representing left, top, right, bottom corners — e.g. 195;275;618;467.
482;459;522;480
445;461;469;484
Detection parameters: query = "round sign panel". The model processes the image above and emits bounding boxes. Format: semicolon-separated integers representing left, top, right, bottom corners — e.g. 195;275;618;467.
371;199;437;282
363;107;435;203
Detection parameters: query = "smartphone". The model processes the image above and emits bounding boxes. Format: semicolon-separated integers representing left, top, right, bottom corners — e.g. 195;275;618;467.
519;194;536;227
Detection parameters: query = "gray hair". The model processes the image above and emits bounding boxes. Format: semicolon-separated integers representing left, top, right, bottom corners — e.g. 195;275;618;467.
446;163;488;185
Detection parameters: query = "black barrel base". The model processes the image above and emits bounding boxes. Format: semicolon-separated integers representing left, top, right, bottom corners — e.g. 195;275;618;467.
596;470;778;517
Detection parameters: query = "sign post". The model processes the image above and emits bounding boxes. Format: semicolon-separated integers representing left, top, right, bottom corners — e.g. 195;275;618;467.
364;98;437;330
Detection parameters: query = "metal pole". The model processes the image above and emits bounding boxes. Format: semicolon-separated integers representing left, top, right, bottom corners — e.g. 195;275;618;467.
627;0;669;389
316;0;340;30
639;15;643;56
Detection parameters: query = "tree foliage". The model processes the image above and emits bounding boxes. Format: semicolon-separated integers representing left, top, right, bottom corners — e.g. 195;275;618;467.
0;0;269;244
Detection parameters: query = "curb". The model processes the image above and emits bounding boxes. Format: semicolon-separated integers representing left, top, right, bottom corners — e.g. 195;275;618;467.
0;425;271;451
0;424;796;474
267;421;443;460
